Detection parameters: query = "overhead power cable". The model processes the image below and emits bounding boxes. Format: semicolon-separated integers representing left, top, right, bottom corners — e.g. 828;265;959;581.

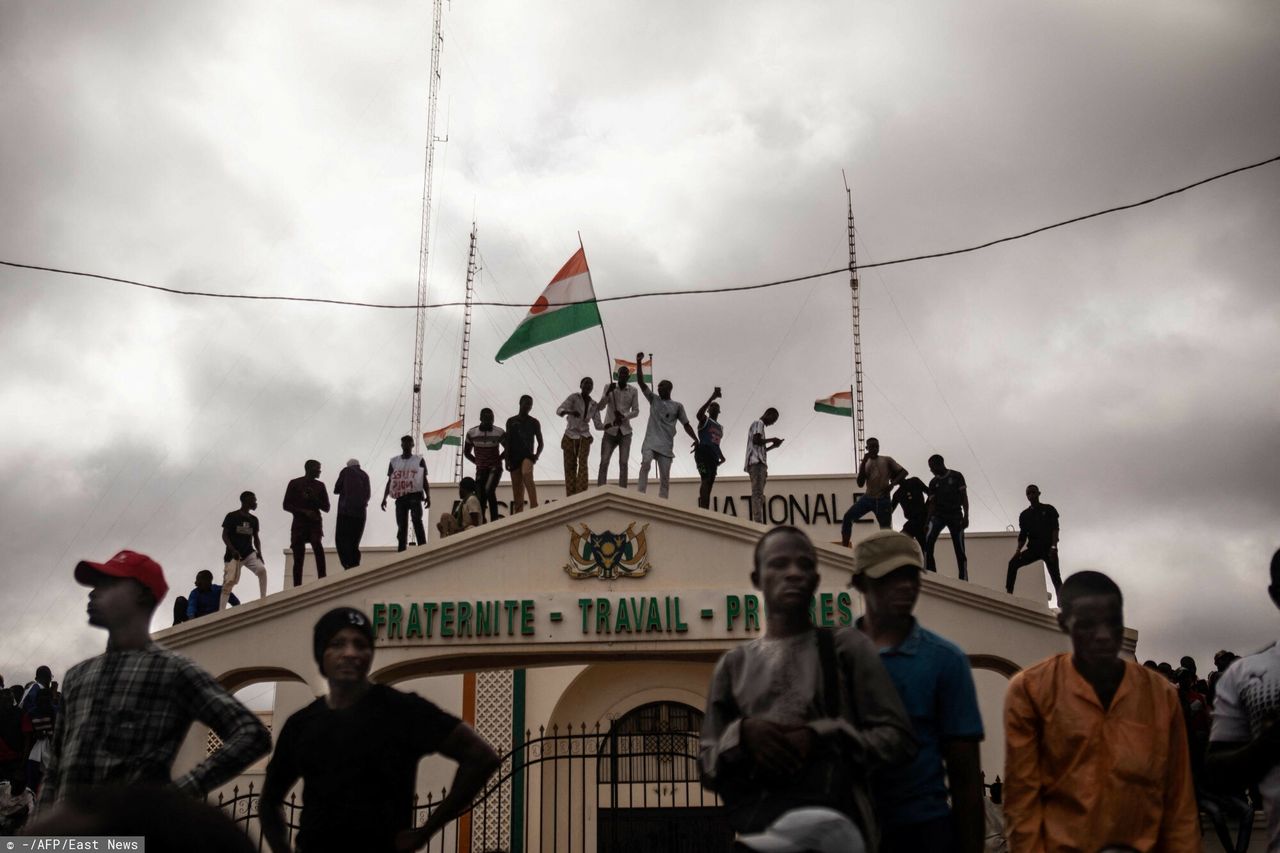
2;153;1276;310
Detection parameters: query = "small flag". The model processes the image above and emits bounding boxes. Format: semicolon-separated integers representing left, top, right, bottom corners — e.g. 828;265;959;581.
612;357;652;384
814;391;853;417
422;419;464;450
496;247;603;363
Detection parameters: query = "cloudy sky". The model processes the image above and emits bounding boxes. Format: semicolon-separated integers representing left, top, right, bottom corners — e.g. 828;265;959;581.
2;0;1277;686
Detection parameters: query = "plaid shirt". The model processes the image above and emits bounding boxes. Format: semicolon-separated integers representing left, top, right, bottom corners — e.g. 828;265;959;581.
39;642;270;807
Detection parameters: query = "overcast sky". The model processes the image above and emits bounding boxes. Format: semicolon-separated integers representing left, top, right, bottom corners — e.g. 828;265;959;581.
2;0;1278;686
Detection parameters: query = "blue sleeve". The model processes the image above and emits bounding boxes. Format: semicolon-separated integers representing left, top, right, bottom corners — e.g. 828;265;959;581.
187;592;198;619
230;593;241;607
937;646;984;740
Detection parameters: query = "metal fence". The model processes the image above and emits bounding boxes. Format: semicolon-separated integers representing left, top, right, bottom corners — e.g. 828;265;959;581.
214;719;732;853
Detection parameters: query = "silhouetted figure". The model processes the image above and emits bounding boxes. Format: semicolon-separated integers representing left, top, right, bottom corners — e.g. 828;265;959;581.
333;460;371;569
851;531;985;853
924;455;968;582
694;388;726;510
746;408;784;524
504;396;543;513
841;438;906;545
437;478;483;538
18;667;51;715
39;551;269;808
1208;650;1239;707
186;570;238;620
260;608;500;853
221;490;266;607
700;527;915;844
1207;549;1280;850
557;377;597;496
636;352;696;499
464;408;505;521
1004;571;1198;850
381;437;429;551
595;365;640;487
284;460;330;585
172;596;188;626
1006;485;1061;596
891;476;929;555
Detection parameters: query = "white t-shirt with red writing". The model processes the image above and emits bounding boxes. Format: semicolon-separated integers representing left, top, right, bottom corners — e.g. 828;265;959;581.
387;454;426;499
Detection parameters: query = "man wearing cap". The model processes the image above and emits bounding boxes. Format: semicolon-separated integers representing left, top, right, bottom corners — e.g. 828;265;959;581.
700;526;915;850
851;531;985;853
38;551;271;809
332;459;371;569
284;460;331;585
260;608;500;853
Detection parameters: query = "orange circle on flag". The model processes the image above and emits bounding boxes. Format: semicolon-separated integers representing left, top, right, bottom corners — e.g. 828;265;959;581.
530;296;550;315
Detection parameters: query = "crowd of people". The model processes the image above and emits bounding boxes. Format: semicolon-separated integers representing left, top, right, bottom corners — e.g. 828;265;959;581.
6;539;1279;852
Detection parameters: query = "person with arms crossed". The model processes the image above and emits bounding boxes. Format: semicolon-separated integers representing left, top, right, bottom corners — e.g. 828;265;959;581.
220;491;266;608
463;408;505;521
38;550;270;808
283;460;330;585
840;438;907;546
851;531;984;853
634;351;697;499
1003;570;1199;852
260;608;499;853
556;377;597;496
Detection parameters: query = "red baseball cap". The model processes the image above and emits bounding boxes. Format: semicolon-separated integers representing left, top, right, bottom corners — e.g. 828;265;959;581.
75;550;169;603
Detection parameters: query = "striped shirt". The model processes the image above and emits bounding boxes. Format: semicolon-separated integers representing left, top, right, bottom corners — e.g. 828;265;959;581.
39;642;271;807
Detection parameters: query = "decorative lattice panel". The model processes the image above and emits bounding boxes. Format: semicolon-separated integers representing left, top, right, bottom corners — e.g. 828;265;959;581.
473;669;514;851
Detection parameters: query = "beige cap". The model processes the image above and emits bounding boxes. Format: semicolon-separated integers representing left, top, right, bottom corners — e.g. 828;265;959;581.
851;530;924;581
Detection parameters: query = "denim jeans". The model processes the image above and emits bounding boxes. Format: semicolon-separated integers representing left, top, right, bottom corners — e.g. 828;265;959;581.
841;495;893;543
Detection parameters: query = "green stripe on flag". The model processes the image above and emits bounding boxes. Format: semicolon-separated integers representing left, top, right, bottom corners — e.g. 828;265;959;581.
424;435;462;451
496;300;602;363
814;402;853;416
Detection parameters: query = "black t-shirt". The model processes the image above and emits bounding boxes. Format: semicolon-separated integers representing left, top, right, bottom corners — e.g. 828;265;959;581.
1019;503;1059;544
504;414;542;466
262;684;461;853
893;477;928;521
927;470;967;516
222;511;259;562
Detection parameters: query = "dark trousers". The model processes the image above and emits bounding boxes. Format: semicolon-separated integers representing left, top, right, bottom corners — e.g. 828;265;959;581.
841;495;892;543
695;447;720;509
475;466;502;521
335;512;366;569
902;515;928;554
395;492;426;551
925;514;967;581
1007;543;1063;594
290;523;325;586
880;815;955;853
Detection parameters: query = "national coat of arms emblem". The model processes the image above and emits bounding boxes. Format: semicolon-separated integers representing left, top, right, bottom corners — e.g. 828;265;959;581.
563;522;652;580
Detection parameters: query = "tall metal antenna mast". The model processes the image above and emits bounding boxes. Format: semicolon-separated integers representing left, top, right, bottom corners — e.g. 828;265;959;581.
843;170;866;471
452;223;478;482
409;0;446;449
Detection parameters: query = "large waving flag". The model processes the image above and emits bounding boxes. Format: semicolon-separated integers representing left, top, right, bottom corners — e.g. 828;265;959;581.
422;419;464;450
814;391;853;417
612;357;652;383
496;247;602;363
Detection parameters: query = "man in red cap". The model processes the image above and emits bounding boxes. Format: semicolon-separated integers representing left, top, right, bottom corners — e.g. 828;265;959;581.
38;550;271;808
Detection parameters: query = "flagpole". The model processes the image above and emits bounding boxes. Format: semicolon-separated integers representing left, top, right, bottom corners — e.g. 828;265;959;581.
579;232;615;375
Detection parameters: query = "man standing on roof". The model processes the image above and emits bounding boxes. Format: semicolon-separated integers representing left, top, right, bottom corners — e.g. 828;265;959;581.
891;476;929;556
924;455;969;582
39;551;270;808
382;436;430;552
745;407;784;524
595;365;640;488
840;438;907;546
464;408;505;521
333;459;371;570
260;607;499;853
694;387;726;509
284;460;330;585
635;351;697;499
1006;484;1062;596
504;395;544;514
221;491;266;608
556;377;597;497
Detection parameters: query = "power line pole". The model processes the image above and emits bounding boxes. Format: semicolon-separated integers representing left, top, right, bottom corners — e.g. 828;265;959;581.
410;0;446;449
453;223;478;482
843;170;865;471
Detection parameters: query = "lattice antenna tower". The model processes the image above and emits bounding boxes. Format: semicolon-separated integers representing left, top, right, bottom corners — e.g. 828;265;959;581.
843;170;866;470
453;222;478;482
409;0;446;448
